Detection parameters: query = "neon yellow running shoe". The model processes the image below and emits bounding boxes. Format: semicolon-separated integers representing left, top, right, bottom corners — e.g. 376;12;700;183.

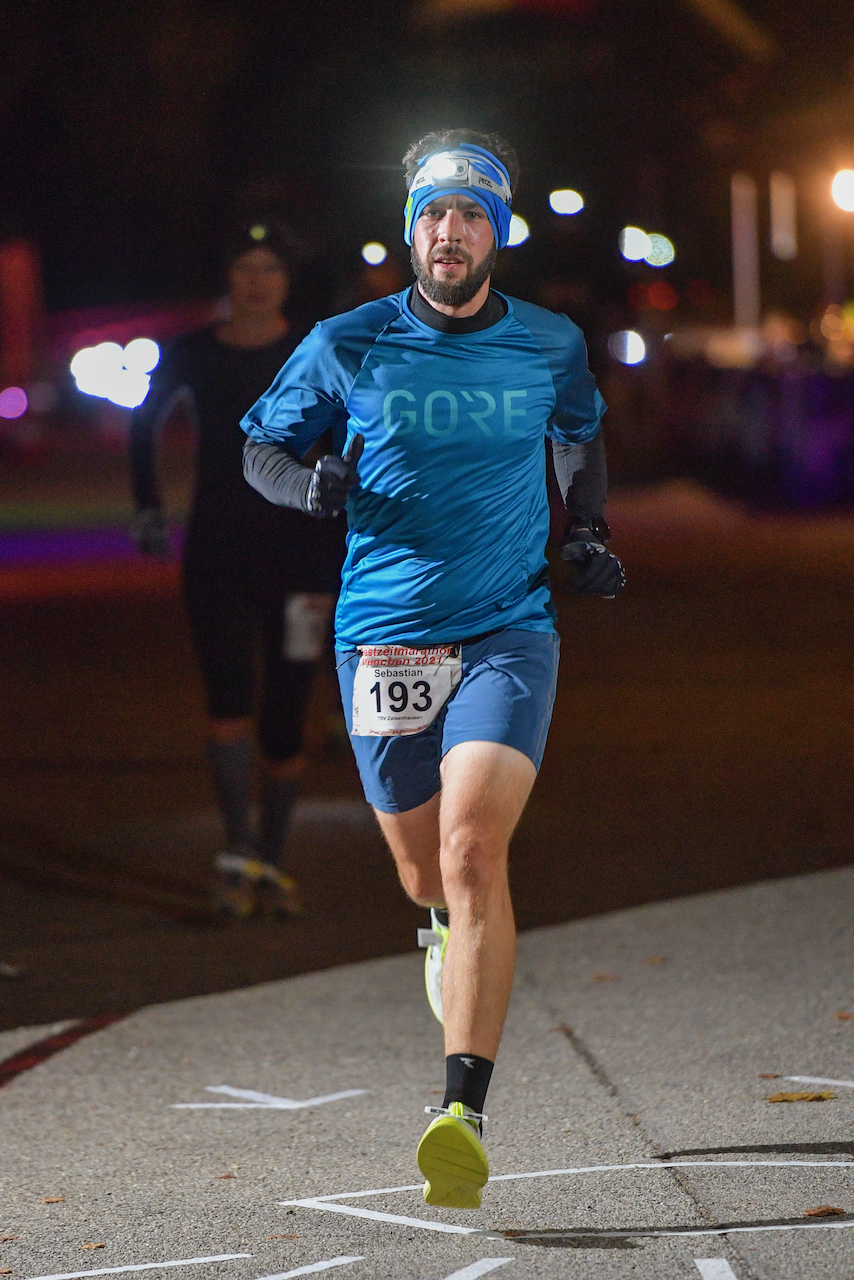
417;909;449;1024
417;1102;489;1208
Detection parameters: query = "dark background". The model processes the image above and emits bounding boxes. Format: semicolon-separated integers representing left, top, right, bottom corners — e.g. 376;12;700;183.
2;0;853;317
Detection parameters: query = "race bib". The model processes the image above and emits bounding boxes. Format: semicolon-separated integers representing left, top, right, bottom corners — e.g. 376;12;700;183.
351;644;462;737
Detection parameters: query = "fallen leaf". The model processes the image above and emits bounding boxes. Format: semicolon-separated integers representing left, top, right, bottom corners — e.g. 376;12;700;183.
80;1244;105;1250
643;956;666;965
805;1206;844;1217
758;1073;780;1079
41;1198;64;1204
592;973;618;982
268;1235;300;1239
767;1090;834;1103
835;1012;854;1021
214;1173;236;1179
0;1238;18;1242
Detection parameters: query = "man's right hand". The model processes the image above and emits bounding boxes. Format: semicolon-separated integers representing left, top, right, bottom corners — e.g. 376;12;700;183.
131;508;171;560
306;433;364;517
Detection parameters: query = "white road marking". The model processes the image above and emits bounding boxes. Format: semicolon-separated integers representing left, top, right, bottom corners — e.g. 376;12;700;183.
282;1199;476;1235
25;1253;251;1280
255;1258;363;1279
283;1159;854;1239
289;1157;854;1205
695;1262;739;1280
440;1261;514;1279
785;1075;854;1090
172;1085;367;1110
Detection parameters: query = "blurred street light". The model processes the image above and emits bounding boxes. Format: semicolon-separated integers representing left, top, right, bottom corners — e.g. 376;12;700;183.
0;386;28;419
507;215;530;246
361;242;388;265
122;337;160;374
645;234;676;267
831;170;854;213
549;189;584;215
70;339;158;409
619;227;652;261
608;330;646;364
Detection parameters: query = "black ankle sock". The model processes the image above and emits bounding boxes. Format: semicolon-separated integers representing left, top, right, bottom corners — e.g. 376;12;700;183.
443;1053;494;1116
433;907;449;928
206;738;253;847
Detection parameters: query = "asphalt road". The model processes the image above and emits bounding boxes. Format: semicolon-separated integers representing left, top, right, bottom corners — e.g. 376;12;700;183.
1;480;853;1029
1;867;852;1280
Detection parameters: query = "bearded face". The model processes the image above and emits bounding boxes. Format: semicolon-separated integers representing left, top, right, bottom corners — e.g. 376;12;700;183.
410;195;497;309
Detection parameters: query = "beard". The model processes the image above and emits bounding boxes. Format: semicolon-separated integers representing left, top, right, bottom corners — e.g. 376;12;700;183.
411;243;497;308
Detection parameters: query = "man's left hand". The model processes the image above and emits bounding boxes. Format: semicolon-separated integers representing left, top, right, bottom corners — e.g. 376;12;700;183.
560;527;625;597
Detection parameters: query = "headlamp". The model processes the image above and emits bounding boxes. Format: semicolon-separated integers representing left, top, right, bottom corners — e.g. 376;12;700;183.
408;150;513;206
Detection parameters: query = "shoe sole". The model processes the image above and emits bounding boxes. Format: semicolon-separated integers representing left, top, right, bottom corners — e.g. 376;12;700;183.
424;945;444;1024
417;1117;488;1209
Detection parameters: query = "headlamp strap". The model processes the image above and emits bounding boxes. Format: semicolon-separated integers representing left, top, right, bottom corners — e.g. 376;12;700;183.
409;151;512;206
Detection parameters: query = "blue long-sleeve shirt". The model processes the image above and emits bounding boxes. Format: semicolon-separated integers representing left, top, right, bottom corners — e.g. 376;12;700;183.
242;288;605;648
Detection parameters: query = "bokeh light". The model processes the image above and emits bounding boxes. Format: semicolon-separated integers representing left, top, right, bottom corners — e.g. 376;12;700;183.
361;242;388;265
831;170;854;213
0;387;28;419
123;337;160;374
549;189;584;215
507;215;530;246
619;226;652;261
249;224;268;241
70;339;157;408
608;330;646;365
644;233;676;266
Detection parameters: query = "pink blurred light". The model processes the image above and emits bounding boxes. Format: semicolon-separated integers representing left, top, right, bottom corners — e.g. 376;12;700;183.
0;386;28;419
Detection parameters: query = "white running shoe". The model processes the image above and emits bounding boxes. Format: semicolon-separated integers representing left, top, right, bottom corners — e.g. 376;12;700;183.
417;908;449;1024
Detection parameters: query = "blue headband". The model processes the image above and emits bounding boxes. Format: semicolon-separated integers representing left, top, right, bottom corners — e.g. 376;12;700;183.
403;144;513;250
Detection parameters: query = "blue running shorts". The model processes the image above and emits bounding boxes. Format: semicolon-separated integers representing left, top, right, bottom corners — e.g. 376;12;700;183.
336;628;560;813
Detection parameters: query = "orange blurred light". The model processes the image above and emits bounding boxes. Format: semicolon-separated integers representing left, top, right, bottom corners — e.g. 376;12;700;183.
831;170;854;212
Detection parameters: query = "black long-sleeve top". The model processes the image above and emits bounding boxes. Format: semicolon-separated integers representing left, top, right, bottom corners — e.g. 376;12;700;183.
129;326;345;591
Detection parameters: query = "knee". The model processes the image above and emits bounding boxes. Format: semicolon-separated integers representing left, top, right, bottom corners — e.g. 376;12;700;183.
440;824;506;900
399;861;443;906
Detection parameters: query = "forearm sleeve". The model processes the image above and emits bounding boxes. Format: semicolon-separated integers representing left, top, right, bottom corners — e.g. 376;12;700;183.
552;429;607;526
243;438;313;511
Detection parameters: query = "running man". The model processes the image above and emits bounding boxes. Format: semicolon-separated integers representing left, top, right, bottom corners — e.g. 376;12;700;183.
242;130;624;1208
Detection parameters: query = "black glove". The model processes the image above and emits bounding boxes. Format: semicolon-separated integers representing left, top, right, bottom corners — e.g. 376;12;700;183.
306;434;364;517
560;525;625;597
131;508;171;560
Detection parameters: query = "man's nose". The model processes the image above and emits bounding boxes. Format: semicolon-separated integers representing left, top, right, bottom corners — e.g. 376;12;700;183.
437;210;463;240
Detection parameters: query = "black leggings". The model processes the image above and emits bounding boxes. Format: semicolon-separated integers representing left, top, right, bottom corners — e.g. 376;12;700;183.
182;556;324;762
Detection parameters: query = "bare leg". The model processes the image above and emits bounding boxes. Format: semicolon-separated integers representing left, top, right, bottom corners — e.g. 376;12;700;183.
438;741;535;1060
374;740;536;1060
374;793;443;906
